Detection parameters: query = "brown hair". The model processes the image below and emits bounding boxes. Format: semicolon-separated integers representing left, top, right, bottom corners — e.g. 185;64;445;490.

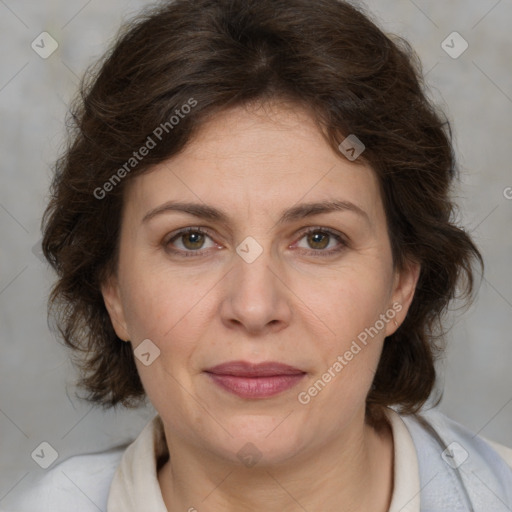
41;0;483;429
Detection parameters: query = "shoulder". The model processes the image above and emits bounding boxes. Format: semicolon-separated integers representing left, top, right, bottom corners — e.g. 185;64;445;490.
396;407;512;509
480;436;512;469
3;446;126;512
399;406;512;471
426;408;512;468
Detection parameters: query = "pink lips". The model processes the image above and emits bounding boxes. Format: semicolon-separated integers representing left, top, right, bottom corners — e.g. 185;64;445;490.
204;361;306;399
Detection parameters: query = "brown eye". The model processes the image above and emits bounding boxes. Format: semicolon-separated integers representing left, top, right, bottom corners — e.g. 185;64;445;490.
294;227;347;256
165;227;217;256
181;231;206;250
306;231;330;250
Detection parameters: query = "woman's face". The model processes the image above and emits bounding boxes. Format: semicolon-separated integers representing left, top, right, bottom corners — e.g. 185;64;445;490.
102;101;419;464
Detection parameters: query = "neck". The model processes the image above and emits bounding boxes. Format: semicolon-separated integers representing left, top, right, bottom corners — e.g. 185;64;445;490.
157;408;394;512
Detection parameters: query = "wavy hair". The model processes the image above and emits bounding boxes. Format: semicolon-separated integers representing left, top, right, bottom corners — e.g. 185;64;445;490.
41;0;483;429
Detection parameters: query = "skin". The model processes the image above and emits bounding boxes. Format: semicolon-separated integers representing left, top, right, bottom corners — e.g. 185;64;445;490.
102;100;420;512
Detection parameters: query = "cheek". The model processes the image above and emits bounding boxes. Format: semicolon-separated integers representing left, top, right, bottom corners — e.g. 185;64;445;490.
119;261;210;343
297;259;394;337
293;258;393;400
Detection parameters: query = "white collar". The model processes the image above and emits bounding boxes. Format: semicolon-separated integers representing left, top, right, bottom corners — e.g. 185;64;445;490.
107;413;168;511
107;407;420;512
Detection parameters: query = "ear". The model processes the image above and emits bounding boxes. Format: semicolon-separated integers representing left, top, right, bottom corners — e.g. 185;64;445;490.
101;274;130;342
385;258;421;337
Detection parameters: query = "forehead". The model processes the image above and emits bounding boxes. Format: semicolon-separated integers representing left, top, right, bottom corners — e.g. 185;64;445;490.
123;101;383;226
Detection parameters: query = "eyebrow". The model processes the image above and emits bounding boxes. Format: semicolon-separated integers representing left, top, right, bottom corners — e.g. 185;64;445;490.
141;199;370;226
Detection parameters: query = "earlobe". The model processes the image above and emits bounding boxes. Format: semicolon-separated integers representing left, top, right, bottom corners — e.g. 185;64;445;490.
101;275;130;342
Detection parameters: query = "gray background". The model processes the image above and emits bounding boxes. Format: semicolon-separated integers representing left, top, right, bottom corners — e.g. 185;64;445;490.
1;0;511;506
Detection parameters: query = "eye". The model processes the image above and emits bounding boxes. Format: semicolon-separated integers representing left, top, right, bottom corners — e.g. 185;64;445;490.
294;227;347;256
164;227;218;256
164;226;348;258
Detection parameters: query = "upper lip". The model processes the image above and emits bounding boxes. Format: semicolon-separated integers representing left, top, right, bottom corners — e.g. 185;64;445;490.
205;360;305;377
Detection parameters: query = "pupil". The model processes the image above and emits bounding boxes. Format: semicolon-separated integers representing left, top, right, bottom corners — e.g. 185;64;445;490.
185;232;203;248
310;232;328;249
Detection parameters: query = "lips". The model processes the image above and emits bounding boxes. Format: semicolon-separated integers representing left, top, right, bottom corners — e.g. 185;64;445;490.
205;360;305;377
204;361;306;399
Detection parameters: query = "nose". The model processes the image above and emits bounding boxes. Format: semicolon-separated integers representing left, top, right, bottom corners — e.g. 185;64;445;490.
219;240;292;335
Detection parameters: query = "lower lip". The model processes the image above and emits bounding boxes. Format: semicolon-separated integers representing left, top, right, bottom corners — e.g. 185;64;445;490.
205;373;306;399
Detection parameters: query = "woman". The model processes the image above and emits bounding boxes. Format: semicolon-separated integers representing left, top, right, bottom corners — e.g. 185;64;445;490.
10;0;512;510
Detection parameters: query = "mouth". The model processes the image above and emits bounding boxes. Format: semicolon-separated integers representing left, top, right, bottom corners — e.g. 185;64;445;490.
204;360;306;399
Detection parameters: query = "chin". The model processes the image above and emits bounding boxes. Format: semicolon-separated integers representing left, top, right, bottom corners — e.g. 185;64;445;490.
211;418;307;466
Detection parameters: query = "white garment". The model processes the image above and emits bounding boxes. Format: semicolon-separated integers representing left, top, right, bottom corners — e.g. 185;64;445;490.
3;407;512;511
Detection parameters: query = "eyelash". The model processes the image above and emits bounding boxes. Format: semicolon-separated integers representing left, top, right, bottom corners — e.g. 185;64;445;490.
164;226;348;258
